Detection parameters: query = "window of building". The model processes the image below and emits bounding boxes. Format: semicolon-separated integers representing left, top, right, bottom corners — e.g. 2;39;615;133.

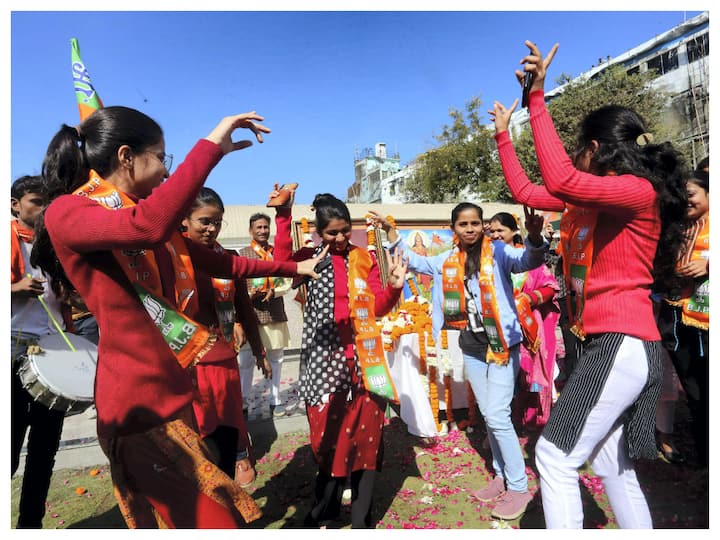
389;182;396;196
626;65;640;76
646;47;679;75
687;33;709;63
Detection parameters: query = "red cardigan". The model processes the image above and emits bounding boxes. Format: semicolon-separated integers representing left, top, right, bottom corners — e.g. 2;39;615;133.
45;140;298;439
495;90;661;341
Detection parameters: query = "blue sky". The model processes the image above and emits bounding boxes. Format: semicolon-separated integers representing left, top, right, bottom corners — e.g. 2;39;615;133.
9;8;705;205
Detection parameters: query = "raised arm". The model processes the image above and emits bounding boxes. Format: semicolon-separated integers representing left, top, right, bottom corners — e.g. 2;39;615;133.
490;100;565;212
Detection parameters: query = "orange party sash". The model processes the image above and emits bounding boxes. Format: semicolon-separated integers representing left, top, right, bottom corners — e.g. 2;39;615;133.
347;247;399;403
441;248;467;329
249;240;275;291
669;216;709;330
210;243;238;346
511;272;540;354
478;237;510;364
560;204;598;341
74;173;215;368
11;219;34;283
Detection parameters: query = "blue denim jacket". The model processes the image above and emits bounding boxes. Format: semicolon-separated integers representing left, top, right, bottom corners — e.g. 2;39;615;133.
390;236;548;347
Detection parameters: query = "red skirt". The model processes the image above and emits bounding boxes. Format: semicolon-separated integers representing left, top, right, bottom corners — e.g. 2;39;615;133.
191;357;249;452
306;389;385;477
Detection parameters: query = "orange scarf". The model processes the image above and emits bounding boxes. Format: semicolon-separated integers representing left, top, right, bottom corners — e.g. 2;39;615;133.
347;247;399;403
478;237;510;364
441;248;467;329
512;272;541;354
670;216;709;330
250;240;274;291
560;204;598;341
74;173;215;368
210;243;238;347
11;219;34;283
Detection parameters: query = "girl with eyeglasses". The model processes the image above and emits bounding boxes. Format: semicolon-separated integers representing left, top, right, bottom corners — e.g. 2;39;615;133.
31;106;325;528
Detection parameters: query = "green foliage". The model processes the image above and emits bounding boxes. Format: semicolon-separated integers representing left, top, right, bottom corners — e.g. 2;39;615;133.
514;66;670;182
404;96;509;203
409;67;677;202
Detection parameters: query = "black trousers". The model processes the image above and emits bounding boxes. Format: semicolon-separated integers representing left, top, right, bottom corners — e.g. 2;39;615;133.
11;364;65;528
305;469;376;528
202;425;239;479
658;303;709;466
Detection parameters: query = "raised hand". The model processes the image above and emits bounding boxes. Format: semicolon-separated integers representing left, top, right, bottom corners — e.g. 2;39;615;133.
386;248;409;289
204;111;271;155
489;99;519;134
523;205;545;245
515;41;560;94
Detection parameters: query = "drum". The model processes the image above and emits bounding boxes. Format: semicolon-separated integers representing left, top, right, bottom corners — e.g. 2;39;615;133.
16;333;98;417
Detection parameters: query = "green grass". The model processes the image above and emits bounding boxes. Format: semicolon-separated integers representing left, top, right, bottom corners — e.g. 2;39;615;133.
11;415;708;529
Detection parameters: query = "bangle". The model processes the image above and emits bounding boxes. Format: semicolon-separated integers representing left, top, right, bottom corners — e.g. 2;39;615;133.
533;290;544;305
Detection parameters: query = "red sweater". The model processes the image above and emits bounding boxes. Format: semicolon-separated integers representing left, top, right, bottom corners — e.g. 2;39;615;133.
495;90;660;341
45;140;298;439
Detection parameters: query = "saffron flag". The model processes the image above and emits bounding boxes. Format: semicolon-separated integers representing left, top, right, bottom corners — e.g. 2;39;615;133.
71;38;103;121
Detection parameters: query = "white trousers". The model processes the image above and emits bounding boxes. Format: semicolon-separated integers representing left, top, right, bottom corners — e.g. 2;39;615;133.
238;348;284;406
535;335;653;529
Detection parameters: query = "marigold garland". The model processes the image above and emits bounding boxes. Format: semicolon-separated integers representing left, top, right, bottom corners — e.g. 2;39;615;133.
444;374;454;424
428;365;442;432
300;216;314;246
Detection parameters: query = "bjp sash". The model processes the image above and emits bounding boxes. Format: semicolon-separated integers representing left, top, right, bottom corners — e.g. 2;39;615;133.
11;220;34;283
511;272;541;354
560;204;598;341
478;237;510;364
668;217;709;330
249;240;275;292
210;243;238;347
74;173;215;368
347;247;399;403
441;248;467;329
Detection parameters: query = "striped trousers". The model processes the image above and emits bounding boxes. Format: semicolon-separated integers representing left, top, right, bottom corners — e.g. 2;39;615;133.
535;333;662;528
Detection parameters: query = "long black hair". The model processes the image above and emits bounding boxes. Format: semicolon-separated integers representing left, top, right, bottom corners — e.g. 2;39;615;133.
30;106;164;299
575;105;690;294
450;202;484;277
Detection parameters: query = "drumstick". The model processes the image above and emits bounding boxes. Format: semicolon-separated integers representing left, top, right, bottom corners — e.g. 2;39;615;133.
27;273;77;352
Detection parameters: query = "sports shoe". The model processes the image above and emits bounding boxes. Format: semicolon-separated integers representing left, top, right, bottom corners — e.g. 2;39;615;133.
271;404;286;417
471;475;506;502
490;489;534;520
235;458;256;488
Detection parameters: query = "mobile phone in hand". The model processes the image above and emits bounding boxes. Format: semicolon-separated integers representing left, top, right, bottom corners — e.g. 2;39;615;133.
292;255;332;289
521;71;534;108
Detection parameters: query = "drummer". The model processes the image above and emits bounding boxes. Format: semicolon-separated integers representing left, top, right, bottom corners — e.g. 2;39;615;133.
10;175;68;528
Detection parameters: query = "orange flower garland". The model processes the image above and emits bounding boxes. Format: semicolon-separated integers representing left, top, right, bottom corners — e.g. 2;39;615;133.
300;217;314;246
428;364;442;432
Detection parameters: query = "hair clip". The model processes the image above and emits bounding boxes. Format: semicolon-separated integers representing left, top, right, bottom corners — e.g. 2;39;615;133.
635;133;654;146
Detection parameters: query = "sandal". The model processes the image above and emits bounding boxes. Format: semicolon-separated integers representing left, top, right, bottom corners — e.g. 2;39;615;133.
266;183;298;207
658;442;685;465
235;457;256;488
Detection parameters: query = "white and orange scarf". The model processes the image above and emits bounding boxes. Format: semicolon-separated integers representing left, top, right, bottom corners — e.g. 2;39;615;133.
668;216;709;330
442;239;510;364
560;204;598;341
74;173;215;368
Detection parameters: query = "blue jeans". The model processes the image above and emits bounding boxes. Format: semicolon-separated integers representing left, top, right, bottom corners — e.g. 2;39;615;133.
464;345;527;492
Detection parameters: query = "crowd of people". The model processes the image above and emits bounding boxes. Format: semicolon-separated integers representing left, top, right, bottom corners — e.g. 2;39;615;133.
10;40;708;530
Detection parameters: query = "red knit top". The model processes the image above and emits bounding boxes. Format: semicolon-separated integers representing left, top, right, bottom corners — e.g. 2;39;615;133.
495;90;661;340
45;140;298;439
